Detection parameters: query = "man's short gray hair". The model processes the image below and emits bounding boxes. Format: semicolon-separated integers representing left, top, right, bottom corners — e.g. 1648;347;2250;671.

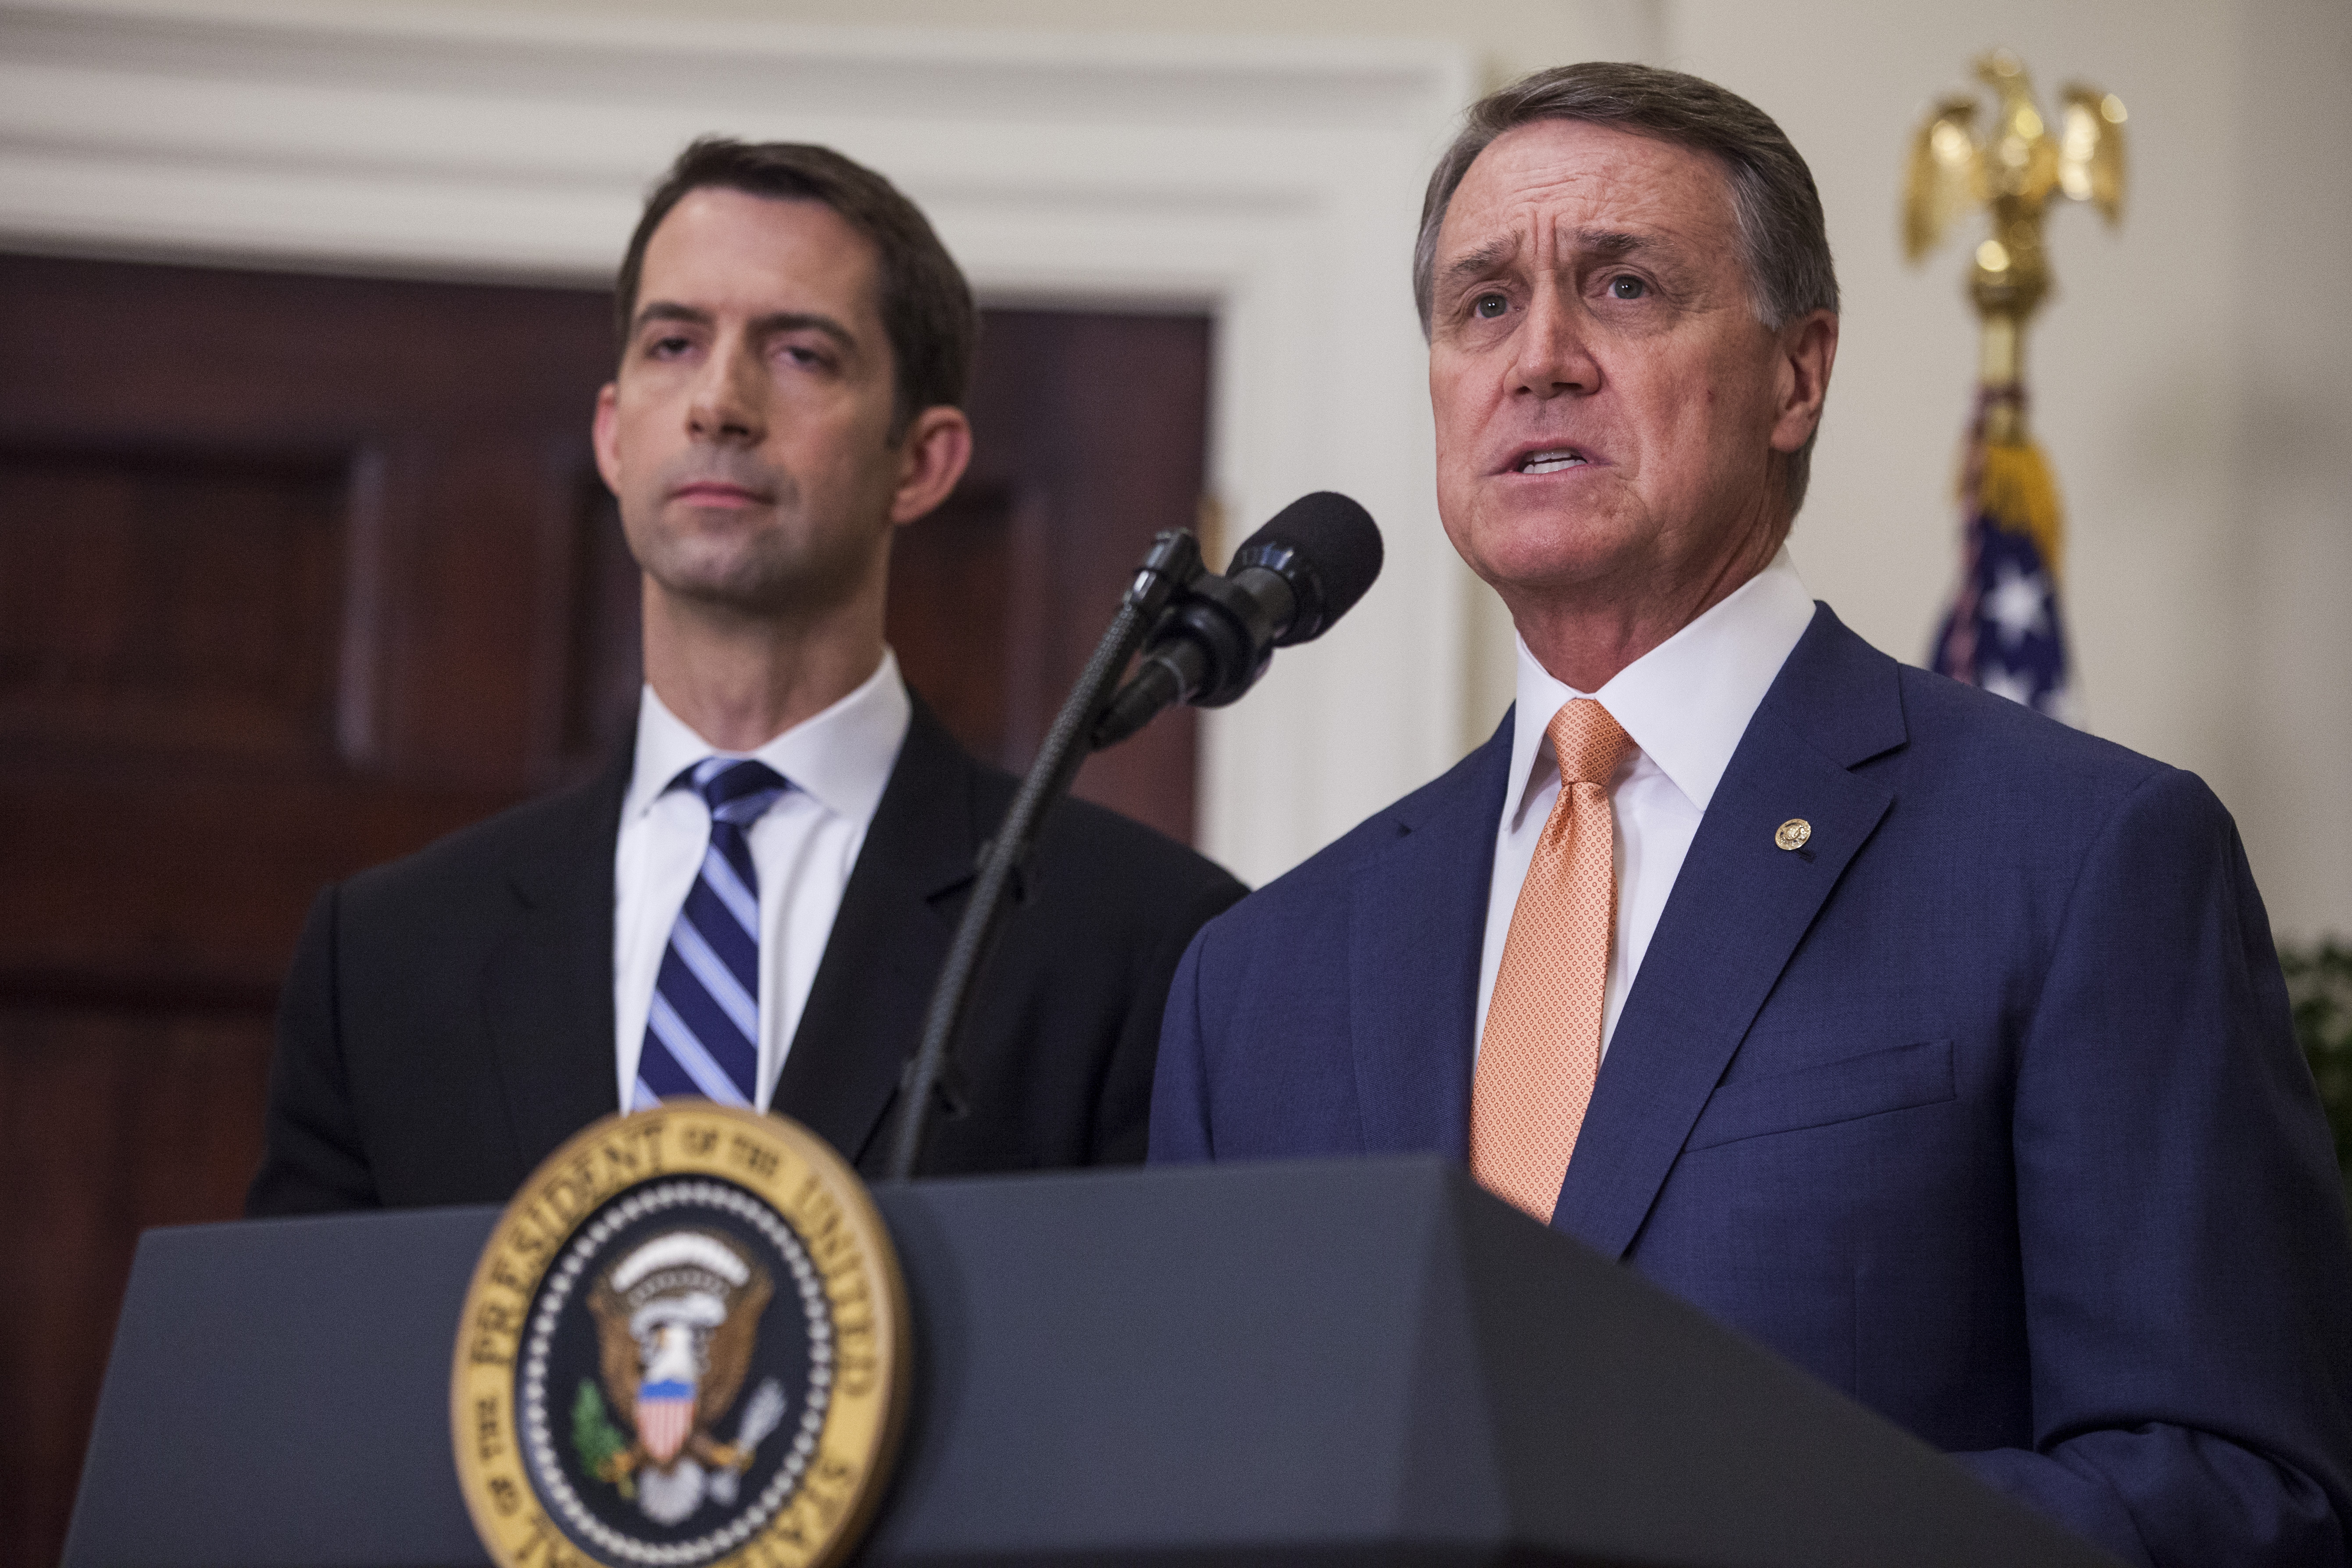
1413;63;1840;513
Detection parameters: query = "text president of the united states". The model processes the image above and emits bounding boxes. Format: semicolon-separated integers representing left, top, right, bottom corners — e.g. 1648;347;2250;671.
1151;63;2352;1566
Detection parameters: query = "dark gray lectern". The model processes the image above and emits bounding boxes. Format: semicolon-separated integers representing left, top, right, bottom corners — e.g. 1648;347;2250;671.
65;1157;2118;1567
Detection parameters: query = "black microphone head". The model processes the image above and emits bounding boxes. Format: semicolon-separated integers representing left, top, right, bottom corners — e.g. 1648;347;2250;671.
1228;490;1383;645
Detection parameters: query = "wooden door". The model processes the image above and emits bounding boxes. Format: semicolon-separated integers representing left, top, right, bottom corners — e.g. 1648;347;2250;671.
0;251;1208;1566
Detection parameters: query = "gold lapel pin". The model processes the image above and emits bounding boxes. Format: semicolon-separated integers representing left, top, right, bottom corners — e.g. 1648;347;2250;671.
1775;818;1812;852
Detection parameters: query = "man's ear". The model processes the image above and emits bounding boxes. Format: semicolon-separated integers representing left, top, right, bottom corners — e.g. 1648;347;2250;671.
1769;308;1840;455
592;382;624;493
888;405;975;525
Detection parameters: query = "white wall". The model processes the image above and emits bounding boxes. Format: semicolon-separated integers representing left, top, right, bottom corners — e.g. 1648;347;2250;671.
1655;0;2352;941
2232;0;2352;945
711;0;2352;939
0;0;1477;889
892;0;2352;943
375;0;1605;89
9;0;2348;935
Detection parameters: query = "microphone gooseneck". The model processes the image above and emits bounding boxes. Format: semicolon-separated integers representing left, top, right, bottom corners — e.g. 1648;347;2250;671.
886;495;1380;1182
1091;491;1383;750
884;527;1200;1182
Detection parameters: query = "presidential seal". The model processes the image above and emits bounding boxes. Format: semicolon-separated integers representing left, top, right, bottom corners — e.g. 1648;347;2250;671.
453;1105;908;1568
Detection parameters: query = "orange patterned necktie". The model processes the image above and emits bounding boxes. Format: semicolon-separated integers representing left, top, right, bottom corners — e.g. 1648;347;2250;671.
1471;697;1636;1223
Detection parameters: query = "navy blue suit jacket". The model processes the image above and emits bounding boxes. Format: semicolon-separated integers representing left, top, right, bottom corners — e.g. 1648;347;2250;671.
1153;606;2352;1566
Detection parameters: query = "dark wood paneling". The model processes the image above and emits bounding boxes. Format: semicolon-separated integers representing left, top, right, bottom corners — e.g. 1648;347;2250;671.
888;481;1030;760
949;311;1210;836
0;255;632;793
0;444;346;760
0;252;1210;1568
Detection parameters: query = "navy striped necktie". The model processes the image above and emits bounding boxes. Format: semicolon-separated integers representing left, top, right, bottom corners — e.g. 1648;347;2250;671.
635;757;789;1109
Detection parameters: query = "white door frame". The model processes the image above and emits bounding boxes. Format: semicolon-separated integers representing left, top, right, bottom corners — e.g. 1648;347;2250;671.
0;0;1480;882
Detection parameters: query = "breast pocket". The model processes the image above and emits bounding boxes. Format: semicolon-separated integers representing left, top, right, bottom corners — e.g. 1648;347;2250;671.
1684;1038;1955;1152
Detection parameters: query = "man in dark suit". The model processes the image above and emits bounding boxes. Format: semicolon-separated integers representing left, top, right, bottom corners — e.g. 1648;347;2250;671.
1151;64;2352;1565
250;138;1241;1214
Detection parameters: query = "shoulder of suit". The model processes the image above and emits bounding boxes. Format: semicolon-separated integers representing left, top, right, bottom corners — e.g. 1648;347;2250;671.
1872;662;2260;883
1891;662;2175;796
897;700;1246;913
1194;728;1508;928
1036;793;1246;903
336;761;622;913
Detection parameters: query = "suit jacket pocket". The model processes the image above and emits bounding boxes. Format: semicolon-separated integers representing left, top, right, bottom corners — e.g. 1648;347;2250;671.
1684;1038;1955;1152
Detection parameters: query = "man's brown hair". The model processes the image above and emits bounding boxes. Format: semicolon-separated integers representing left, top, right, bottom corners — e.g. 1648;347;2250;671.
615;138;976;439
1413;64;1839;511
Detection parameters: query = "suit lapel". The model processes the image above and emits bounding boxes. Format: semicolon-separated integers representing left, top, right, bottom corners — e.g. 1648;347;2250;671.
481;747;630;1179
772;700;974;1168
1347;718;1513;1160
1553;608;1907;1259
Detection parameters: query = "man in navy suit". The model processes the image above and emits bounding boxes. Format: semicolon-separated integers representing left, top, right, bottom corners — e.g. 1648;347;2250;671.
1151;63;2352;1565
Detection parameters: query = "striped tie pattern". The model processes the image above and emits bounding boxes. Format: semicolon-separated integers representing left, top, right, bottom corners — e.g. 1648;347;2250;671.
634;758;788;1110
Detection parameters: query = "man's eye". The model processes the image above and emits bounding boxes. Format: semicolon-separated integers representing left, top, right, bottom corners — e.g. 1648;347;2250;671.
1608;275;1648;300
647;334;691;357
1473;293;1509;319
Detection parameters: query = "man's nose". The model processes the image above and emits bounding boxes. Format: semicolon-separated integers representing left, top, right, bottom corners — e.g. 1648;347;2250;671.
687;333;768;444
1511;283;1601;400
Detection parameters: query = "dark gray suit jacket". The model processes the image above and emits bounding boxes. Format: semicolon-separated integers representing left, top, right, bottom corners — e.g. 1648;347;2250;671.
250;698;1244;1212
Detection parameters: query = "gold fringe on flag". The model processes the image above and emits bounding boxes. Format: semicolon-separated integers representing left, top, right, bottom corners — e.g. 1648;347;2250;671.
1969;432;2065;587
1909;50;2121;721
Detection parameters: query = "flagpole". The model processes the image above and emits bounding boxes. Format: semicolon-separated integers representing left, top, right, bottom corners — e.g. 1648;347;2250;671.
1906;50;2126;722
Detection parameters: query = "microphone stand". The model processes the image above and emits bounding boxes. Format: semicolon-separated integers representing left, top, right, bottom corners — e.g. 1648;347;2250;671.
883;528;1202;1181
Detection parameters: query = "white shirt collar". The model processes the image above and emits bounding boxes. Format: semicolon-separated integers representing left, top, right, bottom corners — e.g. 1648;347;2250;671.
1505;548;1817;826
623;648;912;825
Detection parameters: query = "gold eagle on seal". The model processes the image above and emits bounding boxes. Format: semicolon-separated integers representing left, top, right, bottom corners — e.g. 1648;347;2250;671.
582;1229;781;1523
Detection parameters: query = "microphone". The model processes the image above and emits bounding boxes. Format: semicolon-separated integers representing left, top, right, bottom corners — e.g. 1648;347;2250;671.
886;507;1367;1180
1092;491;1383;749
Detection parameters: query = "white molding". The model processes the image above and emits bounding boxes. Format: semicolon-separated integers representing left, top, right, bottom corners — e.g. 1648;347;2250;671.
0;0;1480;883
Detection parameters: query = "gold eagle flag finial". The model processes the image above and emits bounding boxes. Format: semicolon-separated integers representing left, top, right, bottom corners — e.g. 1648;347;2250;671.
1912;52;2125;727
1903;50;2127;429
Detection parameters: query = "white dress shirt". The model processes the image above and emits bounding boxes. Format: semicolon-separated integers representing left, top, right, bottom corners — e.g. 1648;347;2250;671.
613;651;911;1112
1475;550;1817;1061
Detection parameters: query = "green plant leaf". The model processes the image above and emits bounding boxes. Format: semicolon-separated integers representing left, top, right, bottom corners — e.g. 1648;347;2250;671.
572;1377;633;1495
2281;939;2352;1214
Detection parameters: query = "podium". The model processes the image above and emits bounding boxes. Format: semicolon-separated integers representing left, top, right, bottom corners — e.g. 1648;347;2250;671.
64;1156;2117;1567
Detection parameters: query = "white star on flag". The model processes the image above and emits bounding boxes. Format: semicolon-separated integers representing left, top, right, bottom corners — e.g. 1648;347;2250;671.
1980;666;2038;707
1984;561;2049;647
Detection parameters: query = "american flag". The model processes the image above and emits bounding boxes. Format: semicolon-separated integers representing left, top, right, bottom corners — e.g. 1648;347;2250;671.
1930;388;2077;724
637;1378;695;1467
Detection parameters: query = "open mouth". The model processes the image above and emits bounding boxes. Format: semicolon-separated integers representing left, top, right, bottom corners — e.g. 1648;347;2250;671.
1516;448;1588;475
